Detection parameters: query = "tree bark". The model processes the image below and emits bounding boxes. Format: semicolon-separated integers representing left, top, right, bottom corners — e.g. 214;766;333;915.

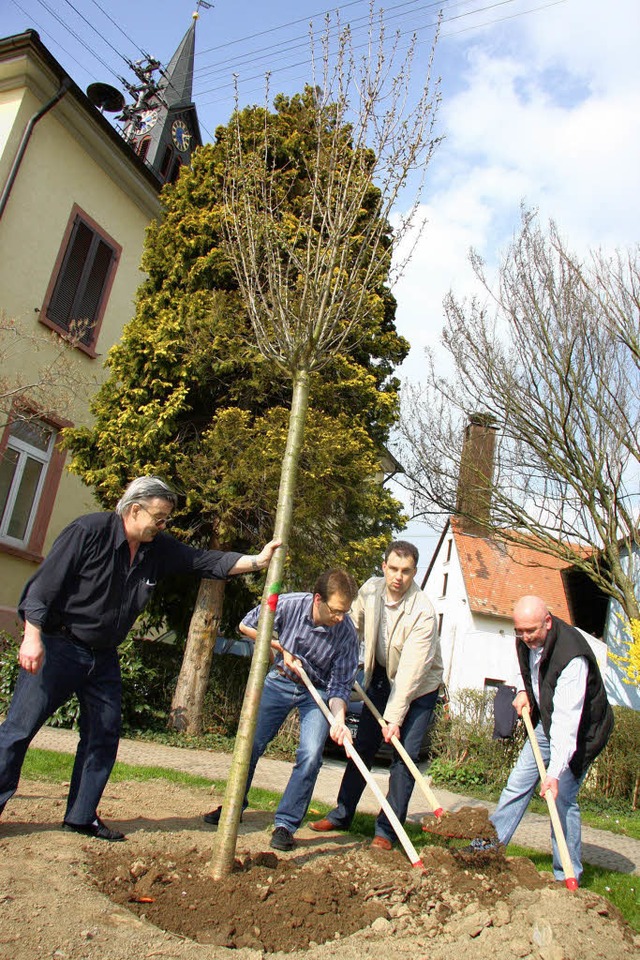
167;576;226;735
209;367;310;878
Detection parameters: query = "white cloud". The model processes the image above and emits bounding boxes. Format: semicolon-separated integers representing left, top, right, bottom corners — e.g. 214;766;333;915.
392;0;640;387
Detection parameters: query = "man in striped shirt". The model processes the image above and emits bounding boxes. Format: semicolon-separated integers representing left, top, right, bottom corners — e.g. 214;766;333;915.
202;568;359;851
470;595;613;884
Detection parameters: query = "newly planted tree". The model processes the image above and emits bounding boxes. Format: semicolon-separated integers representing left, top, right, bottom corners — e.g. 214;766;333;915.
210;14;441;877
64;105;410;733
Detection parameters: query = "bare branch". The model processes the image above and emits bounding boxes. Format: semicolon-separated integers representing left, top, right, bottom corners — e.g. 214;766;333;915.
398;211;640;620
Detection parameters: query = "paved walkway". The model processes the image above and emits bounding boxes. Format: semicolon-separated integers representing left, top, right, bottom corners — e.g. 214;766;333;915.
31;725;639;876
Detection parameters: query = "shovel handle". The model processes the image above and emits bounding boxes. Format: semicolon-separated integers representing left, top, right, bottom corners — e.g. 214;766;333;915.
353;681;444;818
296;665;424;869
521;706;578;890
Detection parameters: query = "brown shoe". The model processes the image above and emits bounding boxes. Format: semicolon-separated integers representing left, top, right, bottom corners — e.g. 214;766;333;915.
370;836;393;851
310;817;338;832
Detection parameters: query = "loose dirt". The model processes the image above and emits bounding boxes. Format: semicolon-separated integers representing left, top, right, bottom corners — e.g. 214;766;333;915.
0;778;637;960
421;804;497;839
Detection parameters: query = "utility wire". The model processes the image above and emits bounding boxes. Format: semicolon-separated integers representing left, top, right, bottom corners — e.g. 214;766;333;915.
194;0;548;101
31;0;121;79
9;0;98;79
87;0;150;60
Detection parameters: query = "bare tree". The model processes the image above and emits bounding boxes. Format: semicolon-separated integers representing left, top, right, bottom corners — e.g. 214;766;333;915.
399;211;640;621
209;11;441;878
0;313;93;427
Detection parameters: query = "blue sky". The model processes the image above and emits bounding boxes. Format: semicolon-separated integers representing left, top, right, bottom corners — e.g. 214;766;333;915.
5;0;639;575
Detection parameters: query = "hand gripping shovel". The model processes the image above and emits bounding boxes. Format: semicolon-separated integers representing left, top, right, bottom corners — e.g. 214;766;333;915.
521;705;578;891
296;665;424;870
352;682;496;841
353;680;444;819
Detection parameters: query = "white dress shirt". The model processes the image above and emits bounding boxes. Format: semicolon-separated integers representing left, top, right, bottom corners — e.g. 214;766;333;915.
528;646;588;779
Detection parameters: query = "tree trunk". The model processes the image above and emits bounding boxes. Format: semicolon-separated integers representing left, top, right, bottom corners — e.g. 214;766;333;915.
210;367;311;879
167;576;226;735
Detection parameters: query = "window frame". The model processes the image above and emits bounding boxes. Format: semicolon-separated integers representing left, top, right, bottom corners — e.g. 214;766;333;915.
40;204;121;358
0;407;71;562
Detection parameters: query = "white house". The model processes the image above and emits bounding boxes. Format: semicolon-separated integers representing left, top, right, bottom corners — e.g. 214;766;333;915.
602;542;640;711
422;517;614;704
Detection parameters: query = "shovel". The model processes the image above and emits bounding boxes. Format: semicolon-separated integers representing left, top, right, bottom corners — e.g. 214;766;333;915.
521;705;578;891
352;682;495;841
296;664;425;870
353;680;445;818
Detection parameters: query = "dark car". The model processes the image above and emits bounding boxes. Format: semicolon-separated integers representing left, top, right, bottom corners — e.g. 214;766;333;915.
324;671;449;764
214;635;254;657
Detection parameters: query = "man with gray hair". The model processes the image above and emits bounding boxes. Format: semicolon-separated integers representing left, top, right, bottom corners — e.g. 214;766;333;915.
0;476;279;841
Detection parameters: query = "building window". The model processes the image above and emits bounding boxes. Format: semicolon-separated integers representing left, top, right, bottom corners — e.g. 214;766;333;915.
159;144;173;179
0;410;69;558
445;538;452;562
483;678;504;694
41;205;120;356
437;612;444;636
168;156;182;184
138;137;151;161
441;572;448;597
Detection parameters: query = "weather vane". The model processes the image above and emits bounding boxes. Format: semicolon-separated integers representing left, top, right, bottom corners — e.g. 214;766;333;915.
193;0;213;18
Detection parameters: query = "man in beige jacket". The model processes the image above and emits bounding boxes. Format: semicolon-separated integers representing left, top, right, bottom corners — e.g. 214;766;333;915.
311;541;443;849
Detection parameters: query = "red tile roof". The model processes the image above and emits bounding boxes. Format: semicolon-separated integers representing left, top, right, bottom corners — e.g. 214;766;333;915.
450;518;574;621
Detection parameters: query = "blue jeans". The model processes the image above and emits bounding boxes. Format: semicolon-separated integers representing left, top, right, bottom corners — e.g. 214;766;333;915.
0;632;121;825
326;665;439;842
239;669;330;834
491;721;588;882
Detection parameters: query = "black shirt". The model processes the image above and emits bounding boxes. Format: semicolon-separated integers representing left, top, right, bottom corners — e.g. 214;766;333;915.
18;512;243;649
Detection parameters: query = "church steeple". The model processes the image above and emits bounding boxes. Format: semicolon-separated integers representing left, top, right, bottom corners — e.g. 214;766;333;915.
160;20;196;107
120;15;203;185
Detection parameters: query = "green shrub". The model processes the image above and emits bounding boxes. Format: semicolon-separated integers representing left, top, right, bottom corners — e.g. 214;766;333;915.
428;687;524;790
0;630;182;733
428;688;639;809
203;652;251;735
586;705;640;808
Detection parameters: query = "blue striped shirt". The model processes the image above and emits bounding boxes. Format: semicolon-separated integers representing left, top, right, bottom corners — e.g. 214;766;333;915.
242;592;358;704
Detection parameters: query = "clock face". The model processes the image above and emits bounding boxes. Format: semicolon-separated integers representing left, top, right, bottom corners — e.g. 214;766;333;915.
137;108;158;134
171;118;192;152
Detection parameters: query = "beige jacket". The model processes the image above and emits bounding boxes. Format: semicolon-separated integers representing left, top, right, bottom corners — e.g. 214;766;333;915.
351;576;443;726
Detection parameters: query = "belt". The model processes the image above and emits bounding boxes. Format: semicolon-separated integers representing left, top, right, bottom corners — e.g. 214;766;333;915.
275;666;294;679
275;666;327;687
57;625;95;651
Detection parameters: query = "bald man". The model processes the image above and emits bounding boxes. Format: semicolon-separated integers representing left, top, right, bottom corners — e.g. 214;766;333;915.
469;595;613;885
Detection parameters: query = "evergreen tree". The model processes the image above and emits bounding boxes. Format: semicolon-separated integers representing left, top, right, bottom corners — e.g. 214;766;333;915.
64;90;410;729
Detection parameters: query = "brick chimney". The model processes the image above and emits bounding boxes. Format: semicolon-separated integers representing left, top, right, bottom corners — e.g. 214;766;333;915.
456;414;498;535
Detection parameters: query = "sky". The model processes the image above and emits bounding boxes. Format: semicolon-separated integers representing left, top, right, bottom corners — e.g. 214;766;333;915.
4;0;640;579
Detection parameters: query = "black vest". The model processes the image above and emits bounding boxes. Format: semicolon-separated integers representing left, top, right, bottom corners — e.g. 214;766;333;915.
517;616;614;776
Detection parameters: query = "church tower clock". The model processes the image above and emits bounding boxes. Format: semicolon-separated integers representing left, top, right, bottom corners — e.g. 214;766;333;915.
120;12;203;185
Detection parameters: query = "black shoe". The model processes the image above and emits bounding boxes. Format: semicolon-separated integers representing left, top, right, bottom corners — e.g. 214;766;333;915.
270;826;295;851
63;817;125;842
202;805;244;826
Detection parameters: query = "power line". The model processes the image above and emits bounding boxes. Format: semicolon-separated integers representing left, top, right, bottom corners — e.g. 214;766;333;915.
193;0;553;104
9;0;98;79
87;0;149;60
8;0;564;138
31;0;120;80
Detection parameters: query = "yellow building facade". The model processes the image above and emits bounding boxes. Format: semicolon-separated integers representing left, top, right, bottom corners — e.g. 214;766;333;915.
0;31;162;632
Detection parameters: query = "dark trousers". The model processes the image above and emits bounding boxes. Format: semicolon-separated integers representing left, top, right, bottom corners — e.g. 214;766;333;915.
327;664;438;841
0;632;121;825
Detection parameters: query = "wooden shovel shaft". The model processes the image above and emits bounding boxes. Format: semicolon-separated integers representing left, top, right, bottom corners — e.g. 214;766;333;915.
295;665;424;869
353;681;444;818
521;706;578;890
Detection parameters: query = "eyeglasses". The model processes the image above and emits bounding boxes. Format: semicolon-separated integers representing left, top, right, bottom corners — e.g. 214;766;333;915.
137;504;172;528
322;600;351;619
